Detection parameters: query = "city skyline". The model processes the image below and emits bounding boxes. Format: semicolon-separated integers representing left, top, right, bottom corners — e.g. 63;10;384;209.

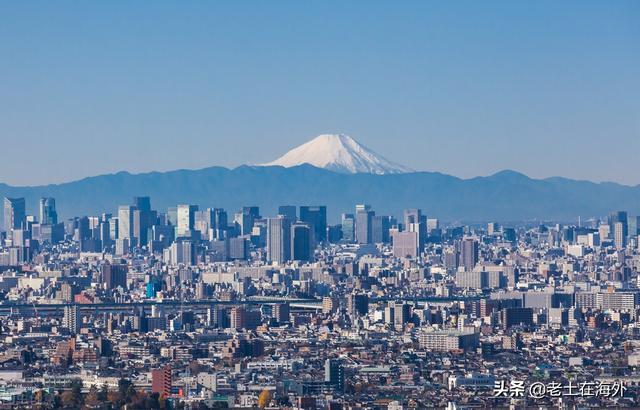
1;2;639;186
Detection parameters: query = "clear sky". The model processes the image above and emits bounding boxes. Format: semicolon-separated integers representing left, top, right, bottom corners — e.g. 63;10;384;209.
1;1;638;186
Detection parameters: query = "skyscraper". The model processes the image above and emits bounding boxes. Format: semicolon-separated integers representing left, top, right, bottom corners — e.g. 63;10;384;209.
404;208;426;248
177;204;198;237
372;215;390;243
459;238;479;271
3;197;25;234
117;205;135;241
39;197;57;225
608;211;628;240
299;206;327;243
278;205;297;220
341;213;355;242
291;222;313;262
267;215;292;264
355;204;374;245
133;196;153;246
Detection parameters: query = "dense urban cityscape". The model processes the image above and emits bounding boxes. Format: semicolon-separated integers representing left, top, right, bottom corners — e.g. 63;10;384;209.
0;195;638;408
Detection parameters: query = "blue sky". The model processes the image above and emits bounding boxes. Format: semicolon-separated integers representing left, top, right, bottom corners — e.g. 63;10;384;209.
1;1;638;186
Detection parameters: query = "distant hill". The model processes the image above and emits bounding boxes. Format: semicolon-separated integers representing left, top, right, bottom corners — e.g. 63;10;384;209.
1;165;638;224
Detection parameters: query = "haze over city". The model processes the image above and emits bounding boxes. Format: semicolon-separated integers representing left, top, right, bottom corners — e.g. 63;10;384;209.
2;3;640;410
1;1;639;186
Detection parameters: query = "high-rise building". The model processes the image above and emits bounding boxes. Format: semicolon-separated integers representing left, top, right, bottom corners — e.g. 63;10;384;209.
299;206;327;243
614;221;626;249
234;211;252;236
341;213;355;242
3;197;25;234
134;196;151;212
39;197;57;225
291;222;313;262
404;209;427;248
355;204;374;244
267;216;292;264
272;303;290;324
151;365;172;398
372;215;390;243
230;306;247;330
347;293;369;317
132;196;153;246
63;305;81;334
393;231;419;259
117;205;135;241
459;238;479;271
608;211;628;240
324;359;345;392
177;204;198;237
102;264;128;290
278;205;297;220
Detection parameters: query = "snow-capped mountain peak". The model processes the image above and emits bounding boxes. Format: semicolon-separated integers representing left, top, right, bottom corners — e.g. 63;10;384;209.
262;134;413;174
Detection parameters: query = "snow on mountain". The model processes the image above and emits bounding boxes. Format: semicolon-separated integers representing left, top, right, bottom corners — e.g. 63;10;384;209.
261;134;414;174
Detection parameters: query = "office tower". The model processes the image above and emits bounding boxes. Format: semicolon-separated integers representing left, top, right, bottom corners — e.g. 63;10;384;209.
501;307;534;329
151;365;172;398
355;204;374;244
102;264;128;290
327;225;343;243
168;240;195;265
63;305;81;334
341;213;355;242
347;293;369;317
403;208;424;228
3;197;25;234
608;211;628;240
234;211;252;236
233;206;260;236
299;206;327;243
132;196;153;246
134;196;151;212
404;208;426;248
278;205;297;220
213;208;228;239
392;231;419;258
628;215;640;238
487;222;499;236
267;215;292;264
194;208;214;238
243;206;260;220
502;227;517;242
372;215;390;243
177;204;198;237
393;302;411;328
324;359;345;392
117;205;135;240
272;303;290;324
459;238;479;270
39;197;57;225
291;222;313;262
614;221;626;249
229;237;249;260
166;207;178;226
426;218;439;232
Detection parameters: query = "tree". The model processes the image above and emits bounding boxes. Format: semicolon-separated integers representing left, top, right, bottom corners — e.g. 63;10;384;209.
257;389;272;408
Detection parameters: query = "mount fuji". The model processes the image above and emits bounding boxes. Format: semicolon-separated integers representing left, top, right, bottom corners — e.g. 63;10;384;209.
262;134;413;174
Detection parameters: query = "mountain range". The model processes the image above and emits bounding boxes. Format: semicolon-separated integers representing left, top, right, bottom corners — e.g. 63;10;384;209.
1;134;639;223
